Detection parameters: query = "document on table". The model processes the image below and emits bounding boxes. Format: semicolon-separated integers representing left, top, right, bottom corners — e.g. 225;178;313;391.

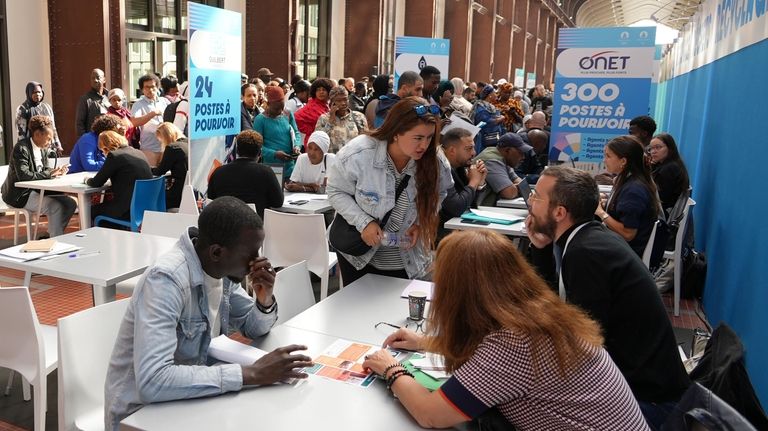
304;339;403;388
469;208;524;222
208;334;268;365
406;352;451;381
286;193;328;201
400;279;435;301
0;242;81;262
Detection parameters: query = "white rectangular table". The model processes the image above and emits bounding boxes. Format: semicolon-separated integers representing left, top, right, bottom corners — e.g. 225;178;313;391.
444;206;529;237
120;324;424;430
284;274;419;345
0;227;176;305
277;192;333;215
14;171;109;232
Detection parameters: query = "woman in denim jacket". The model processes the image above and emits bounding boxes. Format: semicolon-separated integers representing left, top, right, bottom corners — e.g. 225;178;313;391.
327;96;453;285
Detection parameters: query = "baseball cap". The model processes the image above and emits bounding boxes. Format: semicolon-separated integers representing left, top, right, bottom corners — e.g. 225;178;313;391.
257;67;274;77
497;133;533;153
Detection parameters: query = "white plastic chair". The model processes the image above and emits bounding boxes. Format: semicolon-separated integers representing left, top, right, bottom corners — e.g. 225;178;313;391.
262;209;339;300
665;198;696;316
177;184;199;215
58;298;130;431
0;164;35;244
115;211;198;295
271;261;315;324
0;286;58;431
642;220;660;269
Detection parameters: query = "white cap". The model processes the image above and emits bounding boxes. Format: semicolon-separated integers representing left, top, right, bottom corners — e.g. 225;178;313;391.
307;131;330;153
496;78;508;85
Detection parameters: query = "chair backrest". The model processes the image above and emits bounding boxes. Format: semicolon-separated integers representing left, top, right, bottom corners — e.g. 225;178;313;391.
178;184;199;215
57;298;130;431
642;220;660;268
141;210;198;238
130;177;167;231
674;198;695;256
272;261;315;324
0;287;45;384
262;209;330;278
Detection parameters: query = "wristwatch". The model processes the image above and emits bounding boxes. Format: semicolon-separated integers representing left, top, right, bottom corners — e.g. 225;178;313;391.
256;295;278;314
600;212;609;222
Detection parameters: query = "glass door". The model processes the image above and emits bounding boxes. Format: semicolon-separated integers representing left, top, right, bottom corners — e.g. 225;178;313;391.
127;39;155;101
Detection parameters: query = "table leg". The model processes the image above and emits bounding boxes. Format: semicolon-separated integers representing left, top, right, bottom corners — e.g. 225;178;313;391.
23;271;32;287
33;190;45;239
92;283;116;305
78;193;92;229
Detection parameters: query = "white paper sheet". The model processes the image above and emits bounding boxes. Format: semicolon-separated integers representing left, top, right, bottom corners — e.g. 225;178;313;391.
469;208;524;223
400;279;435;301
286;193;328;201
440;112;481;139
208;334;268;365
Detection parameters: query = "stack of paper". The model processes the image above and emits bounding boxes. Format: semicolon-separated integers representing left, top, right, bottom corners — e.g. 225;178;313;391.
208;334;268;365
0;242;81;262
410;353;450;380
287;193;328;201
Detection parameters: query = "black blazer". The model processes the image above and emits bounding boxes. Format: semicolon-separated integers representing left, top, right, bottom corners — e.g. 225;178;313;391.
87;146;153;219
2;138;53;208
152;139;189;209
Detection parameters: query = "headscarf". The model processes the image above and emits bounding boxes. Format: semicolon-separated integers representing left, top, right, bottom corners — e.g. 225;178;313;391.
470;84;499;123
307;130;330;154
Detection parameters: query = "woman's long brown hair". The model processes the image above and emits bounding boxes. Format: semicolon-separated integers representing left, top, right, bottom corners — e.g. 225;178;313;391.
369;96;440;249
606;135;660;219
427;230;604;377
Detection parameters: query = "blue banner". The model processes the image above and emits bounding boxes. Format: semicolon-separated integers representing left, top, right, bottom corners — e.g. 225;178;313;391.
394;36;450;90
188;3;241;139
550;27;656;171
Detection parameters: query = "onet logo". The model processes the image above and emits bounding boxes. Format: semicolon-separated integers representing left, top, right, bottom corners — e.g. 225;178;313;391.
578;51;630;70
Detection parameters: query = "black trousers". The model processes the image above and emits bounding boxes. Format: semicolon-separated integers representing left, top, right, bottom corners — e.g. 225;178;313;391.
336;252;408;287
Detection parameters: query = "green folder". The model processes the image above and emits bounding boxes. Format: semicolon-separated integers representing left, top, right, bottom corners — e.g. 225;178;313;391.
401;353;447;391
460;212;523;225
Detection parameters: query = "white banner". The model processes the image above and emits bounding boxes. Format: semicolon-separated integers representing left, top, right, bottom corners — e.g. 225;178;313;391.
662;0;768;80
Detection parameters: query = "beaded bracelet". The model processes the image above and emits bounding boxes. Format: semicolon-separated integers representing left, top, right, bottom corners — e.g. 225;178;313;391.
386;368;414;391
382;363;403;379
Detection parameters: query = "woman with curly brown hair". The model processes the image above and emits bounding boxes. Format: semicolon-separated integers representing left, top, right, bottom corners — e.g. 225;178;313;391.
327;96;452;286
363;229;649;430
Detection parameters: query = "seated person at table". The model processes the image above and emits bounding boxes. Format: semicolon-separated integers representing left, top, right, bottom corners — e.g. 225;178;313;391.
473;132;527;206
207;130;283;219
153;122;188;210
594;135;661;258
650;133;690;212
1;115;76;237
105;197;313;430
363;229;649;430
526;167;689;429
85;131;153;228
438;128;487;241
69;114;125;173
285;130;335;193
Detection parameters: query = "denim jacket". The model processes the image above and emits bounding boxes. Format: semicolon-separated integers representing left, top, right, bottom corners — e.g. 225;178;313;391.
327;134;453;278
105;228;277;430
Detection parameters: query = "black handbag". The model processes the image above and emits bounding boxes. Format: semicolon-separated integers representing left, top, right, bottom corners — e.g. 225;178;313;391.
329;175;410;256
482;131;500;147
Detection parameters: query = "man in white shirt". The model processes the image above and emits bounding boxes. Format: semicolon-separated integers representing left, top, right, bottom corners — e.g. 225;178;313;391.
131;74;168;166
285;130;335;193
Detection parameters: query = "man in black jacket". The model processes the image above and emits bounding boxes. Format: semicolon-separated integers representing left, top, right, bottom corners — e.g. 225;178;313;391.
525;166;690;430
207;130;283;219
75;68;109;137
438;128;486;241
2;115;76;237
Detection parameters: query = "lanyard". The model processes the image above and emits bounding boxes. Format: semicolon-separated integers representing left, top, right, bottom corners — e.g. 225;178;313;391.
558;222;590;300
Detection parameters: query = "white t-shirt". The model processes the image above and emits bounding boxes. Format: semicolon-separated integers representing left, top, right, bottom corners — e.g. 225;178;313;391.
203;271;223;337
33;146;45;172
289;153;335;185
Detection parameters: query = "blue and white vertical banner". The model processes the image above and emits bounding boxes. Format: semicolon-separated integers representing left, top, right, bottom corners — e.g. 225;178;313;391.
514;68;525;87
549;27;656;174
525;72;536;89
187;2;241;194
393;37;450;91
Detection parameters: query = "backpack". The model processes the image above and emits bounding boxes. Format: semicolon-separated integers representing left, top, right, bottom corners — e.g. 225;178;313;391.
682;250;707;299
163;99;188;135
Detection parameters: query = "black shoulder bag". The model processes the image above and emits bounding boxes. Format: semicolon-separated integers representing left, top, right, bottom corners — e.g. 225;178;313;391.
329;175;411;256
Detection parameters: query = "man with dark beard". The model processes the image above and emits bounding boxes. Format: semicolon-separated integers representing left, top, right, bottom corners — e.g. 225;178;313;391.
104;197;313;430
525;166;689;429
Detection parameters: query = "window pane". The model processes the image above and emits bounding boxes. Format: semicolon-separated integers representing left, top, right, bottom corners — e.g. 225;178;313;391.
155;0;177;32
158;40;177;78
127;39;155;101
126;0;150;29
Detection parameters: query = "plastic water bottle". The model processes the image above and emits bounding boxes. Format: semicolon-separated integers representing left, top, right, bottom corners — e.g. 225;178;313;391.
381;232;411;248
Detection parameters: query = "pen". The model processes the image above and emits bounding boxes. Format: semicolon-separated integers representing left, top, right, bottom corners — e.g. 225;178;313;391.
68;251;101;259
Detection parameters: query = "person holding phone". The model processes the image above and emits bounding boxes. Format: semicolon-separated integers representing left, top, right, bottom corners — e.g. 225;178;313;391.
327;97;453;286
2;115;77;237
314;86;368;154
252;86;301;179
